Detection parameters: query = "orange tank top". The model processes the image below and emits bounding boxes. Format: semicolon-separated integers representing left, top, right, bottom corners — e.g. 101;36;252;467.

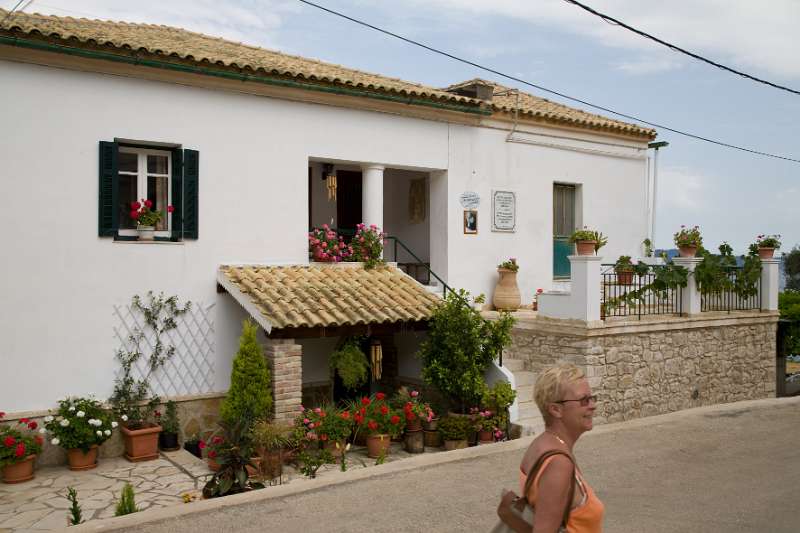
518;455;604;533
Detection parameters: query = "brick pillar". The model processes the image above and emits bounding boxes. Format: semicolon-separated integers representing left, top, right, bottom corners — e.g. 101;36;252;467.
263;338;302;424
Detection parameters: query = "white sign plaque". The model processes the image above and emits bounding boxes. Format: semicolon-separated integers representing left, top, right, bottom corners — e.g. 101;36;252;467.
492;190;516;232
459;191;480;209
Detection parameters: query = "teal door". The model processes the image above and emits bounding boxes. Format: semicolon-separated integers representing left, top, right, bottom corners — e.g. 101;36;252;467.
553;184;576;279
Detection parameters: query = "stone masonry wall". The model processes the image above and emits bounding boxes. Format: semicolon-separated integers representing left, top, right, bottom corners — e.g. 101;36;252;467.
263;338;303;424
506;315;777;425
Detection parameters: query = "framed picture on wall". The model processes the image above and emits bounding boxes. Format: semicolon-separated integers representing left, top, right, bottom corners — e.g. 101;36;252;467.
464;209;478;234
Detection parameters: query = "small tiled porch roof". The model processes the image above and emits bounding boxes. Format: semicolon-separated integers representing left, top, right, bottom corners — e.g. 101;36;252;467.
217;263;440;333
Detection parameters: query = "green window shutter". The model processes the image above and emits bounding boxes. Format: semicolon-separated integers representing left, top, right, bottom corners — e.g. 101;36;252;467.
170;148;183;241
182;149;199;239
98;141;118;237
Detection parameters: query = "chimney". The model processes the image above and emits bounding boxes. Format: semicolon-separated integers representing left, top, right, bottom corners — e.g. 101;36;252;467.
447;80;494;101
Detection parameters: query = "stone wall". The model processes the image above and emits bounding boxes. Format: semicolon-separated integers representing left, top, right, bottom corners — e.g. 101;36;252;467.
506;312;778;424
264;338;303;424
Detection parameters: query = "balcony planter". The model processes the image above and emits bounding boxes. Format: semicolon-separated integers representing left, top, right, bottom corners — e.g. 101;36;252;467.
493;268;521;311
2;454;36;483
136;224;155;241
575;240;597;256
67;445;98;471
678;246;697;258
121;424;162;462
757;247;775;259
616;270;634;285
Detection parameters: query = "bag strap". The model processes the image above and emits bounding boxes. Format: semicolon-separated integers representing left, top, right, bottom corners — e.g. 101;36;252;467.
522;449;576;529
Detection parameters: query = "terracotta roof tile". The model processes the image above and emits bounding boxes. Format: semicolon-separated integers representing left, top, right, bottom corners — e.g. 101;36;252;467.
219;263;440;331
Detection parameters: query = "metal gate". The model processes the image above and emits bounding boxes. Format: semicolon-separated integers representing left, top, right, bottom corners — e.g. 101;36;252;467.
777;319;800;397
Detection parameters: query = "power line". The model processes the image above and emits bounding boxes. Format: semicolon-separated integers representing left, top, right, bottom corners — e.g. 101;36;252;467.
1;1;27;25
563;0;800;97
296;0;800;164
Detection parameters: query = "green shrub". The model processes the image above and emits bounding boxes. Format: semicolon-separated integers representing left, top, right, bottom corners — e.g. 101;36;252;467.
437;416;473;441
66;487;83;526
220;320;272;432
329;338;369;390
114;483;138;516
161;400;179;434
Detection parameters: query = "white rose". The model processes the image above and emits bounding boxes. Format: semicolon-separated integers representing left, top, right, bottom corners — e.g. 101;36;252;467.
121;415;128;422
111;421;118;428
60;419;70;427
104;429;111;436
76;411;85;418
51;438;60;445
68;406;75;412
44;415;54;423
96;430;103;437
39;427;46;434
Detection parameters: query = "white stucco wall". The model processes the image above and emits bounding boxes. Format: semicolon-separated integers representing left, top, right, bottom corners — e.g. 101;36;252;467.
0;57;650;412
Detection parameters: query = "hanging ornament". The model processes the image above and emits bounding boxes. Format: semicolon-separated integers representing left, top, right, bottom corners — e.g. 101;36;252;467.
370;339;383;381
326;172;337;201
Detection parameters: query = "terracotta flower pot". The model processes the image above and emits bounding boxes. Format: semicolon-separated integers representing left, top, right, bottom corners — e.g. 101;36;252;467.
616;270;634;285
443;439;468;451
67;446;98;471
575;240;596;256
207;457;220;472
2;454;36;483
493;268;521;311
478;430;494;444
678;246;697;258
758;247;774;259
323;439;346;458
121;424;162;462
366;434;392;458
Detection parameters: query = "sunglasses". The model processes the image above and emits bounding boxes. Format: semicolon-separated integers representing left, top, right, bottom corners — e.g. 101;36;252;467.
556;395;597;406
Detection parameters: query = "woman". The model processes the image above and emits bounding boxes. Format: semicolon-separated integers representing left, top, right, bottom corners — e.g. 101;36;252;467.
517;363;604;532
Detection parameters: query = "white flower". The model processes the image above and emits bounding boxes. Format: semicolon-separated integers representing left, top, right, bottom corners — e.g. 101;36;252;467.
104;429;111;436
68;406;75;412
111;421;118;428
60;419;70;427
96;430;103;437
51;438;60;446
44;415;54;423
95;419;102;426
39;428;46;434
121;415;128;422
76;411;85;418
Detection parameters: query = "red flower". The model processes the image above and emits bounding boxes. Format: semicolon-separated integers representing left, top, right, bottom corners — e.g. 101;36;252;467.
354;414;364;425
375;392;385;401
361;397;371;406
367;420;378;431
35;435;44;446
15;442;25;457
0;412;5;419
406;413;415;421
390;415;401;425
19;418;29;424
167;205;175;213
198;440;206;450
359;407;366;416
208;450;217;459
3;436;15;447
380;405;389;415
144;199;153;208
27;421;37;430
130;210;140;220
131;201;141;210
320;434;328;441
340;411;351;420
320;411;326;418
212;436;223;445
154;411;161;418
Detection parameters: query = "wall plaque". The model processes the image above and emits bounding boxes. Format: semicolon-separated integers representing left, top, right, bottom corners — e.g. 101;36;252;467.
459;191;480;209
492;190;516;232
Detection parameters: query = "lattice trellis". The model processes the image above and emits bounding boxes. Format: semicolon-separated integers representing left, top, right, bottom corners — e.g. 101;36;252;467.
112;300;216;397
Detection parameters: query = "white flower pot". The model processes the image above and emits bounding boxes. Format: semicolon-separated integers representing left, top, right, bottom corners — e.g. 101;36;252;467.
136;225;155;241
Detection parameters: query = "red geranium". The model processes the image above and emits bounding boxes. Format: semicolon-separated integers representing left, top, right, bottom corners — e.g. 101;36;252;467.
361;397;371;406
367;420;378;431
19;418;29;424
208;450;217;459
27;421;37;430
390;415;401;425
357;393;403;438
375;392;385;401
1;414;42;466
380;405;389;415
4;436;15;447
14;442;25;458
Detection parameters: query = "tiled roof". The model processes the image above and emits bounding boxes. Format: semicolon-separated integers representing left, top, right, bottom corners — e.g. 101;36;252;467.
218;264;440;331
445;78;656;139
0;9;654;139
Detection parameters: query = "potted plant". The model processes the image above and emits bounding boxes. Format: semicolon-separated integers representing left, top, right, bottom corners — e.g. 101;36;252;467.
673;225;703;257
43;397;115;470
494;258;521;310
614;255;635;285
129;199;173;240
298;404;353;458
569;227;607;256
437;416;473;450
0;412;43;483
755;234;781;259
202;420;264;498
250;419;292;479
475;410;498;443
532;288;543;311
329;337;369;392
351;223;386;269
157;401;180;451
354;393;403;458
419;289;515;414
481;381;516;442
183;433;202;459
393;387;433;433
200;434;225;471
308;224;353;263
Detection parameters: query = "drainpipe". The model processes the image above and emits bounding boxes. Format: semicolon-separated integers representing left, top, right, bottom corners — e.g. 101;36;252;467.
648;141;669;251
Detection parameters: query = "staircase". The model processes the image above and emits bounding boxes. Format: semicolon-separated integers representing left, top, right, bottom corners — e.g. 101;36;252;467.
503;358;546;436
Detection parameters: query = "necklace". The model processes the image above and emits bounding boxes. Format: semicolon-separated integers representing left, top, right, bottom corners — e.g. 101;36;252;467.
546;430;567;446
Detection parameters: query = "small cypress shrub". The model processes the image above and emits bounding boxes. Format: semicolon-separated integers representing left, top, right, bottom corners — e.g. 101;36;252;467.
114;483;138;516
66;487;83;526
220;319;272;431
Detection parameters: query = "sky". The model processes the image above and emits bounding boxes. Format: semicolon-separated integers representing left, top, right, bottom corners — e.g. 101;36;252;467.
6;0;798;254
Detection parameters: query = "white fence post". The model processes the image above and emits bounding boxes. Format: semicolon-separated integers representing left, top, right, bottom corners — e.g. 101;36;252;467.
672;257;702;316
760;257;780;311
538;255;602;322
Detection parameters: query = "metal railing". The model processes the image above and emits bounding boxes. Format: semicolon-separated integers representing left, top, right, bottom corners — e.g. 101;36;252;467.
601;264;682;320
699;267;761;313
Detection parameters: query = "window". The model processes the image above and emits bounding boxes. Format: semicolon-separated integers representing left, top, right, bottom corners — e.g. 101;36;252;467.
553;184;576;279
99;141;199;240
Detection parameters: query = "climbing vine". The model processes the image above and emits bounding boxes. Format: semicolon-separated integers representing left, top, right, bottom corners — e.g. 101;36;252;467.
695;243;761;299
603;263;689;312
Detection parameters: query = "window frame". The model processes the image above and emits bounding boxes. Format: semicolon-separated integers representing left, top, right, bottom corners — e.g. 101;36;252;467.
117;145;173;238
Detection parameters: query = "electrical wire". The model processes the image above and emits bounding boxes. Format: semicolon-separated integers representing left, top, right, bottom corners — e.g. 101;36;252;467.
1;0;27;25
296;0;800;164
563;0;800;97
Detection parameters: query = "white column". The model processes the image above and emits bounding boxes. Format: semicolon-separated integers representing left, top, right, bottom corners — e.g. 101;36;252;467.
570;255;602;322
673;257;702;316
361;164;385;230
760;257;780;311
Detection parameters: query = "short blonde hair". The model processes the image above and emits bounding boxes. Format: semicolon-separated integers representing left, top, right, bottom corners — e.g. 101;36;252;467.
534;363;585;422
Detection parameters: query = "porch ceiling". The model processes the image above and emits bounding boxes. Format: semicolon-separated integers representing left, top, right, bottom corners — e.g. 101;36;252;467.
217;263;440;333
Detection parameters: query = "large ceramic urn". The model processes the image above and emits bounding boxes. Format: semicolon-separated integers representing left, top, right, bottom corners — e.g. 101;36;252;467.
493;268;521;311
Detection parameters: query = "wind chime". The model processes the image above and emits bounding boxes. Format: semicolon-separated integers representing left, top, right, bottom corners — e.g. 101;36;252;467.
370;339;383;381
322;163;337;202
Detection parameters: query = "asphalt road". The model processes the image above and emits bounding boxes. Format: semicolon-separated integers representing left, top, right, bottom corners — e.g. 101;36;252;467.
124;397;800;533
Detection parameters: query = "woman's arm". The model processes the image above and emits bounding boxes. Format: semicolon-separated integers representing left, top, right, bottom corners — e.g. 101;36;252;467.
529;455;574;533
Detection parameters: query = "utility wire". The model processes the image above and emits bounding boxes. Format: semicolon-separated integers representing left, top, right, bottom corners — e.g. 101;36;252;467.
296;0;800;164
563;0;800;97
1;0;27;25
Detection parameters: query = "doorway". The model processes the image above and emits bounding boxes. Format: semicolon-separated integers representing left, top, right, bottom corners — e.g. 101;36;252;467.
335;170;362;238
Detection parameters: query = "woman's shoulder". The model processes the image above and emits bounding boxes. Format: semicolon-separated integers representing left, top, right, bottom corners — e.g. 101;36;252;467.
520;438;573;474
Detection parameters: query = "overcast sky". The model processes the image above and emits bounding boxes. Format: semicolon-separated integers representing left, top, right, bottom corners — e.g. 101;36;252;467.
8;0;798;253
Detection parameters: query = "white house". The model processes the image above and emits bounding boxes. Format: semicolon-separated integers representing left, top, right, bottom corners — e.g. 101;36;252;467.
0;9;658;425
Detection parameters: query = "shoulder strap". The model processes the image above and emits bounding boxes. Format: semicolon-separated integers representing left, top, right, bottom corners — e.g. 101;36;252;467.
522;449;576;529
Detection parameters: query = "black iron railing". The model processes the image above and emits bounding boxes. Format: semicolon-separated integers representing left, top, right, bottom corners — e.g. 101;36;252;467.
699;267;761;313
601;264;683;320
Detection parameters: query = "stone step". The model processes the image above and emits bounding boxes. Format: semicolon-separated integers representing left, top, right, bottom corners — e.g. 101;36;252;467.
513;371;536;387
515;384;533;403
517;403;541;420
502;359;525;372
516;417;546;436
